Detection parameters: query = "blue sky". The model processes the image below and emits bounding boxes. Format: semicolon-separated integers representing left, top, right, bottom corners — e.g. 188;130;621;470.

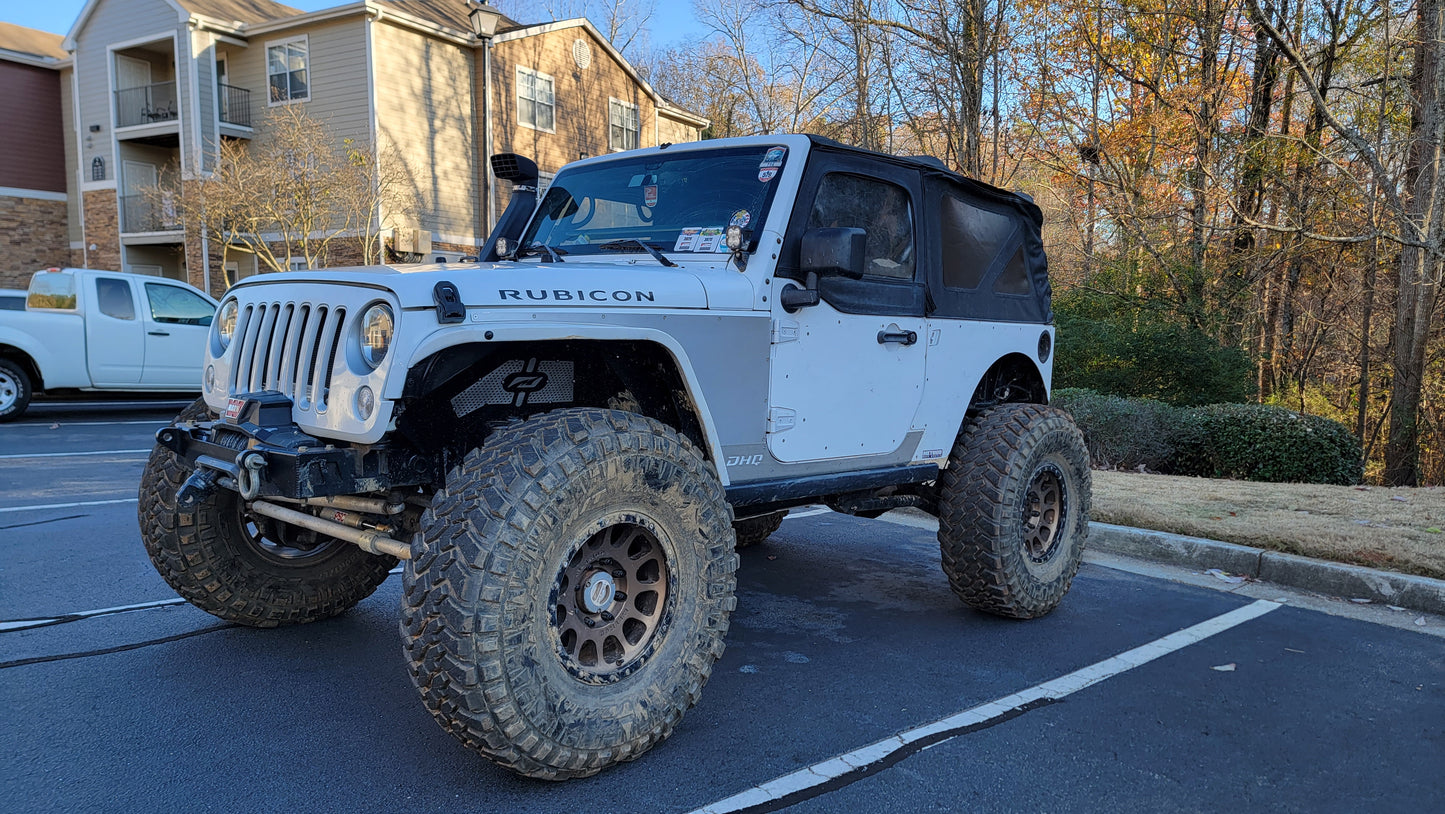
3;1;704;44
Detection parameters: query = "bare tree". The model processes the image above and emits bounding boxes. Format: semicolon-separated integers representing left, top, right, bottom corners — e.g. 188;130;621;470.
151;106;410;282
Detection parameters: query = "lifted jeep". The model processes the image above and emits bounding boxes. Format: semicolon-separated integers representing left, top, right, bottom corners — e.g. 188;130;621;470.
138;135;1089;780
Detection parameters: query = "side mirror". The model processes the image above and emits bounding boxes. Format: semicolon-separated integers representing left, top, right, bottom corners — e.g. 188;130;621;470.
801;227;866;279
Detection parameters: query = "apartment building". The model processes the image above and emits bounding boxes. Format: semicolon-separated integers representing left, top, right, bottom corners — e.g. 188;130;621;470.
2;0;705;294
0;23;77;289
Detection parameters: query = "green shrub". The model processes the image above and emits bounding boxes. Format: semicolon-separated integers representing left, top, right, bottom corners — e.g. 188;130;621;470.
1054;293;1255;406
1051;388;1178;471
1052;390;1364;484
1173;403;1364;485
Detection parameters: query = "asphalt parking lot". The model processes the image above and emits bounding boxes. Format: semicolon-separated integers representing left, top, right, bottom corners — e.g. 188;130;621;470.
2;401;1443;813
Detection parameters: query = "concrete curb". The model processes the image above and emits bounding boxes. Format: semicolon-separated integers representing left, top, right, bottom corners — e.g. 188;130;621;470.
1089;522;1445;617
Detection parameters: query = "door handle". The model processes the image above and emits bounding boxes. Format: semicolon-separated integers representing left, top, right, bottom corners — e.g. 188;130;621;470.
148;330;170;336
877;330;918;346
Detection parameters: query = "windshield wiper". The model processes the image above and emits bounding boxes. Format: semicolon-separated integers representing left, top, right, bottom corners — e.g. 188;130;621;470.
518;243;567;262
598;239;678;268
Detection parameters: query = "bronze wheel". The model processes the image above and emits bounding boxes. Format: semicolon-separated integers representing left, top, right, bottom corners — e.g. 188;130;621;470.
1023;463;1067;563
554;519;672;683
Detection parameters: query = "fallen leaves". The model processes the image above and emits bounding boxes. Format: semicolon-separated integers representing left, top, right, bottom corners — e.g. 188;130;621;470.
1211;663;1237;672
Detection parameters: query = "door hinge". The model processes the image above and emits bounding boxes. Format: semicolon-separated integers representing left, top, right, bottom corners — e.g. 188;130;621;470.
771;319;800;344
767;407;797;433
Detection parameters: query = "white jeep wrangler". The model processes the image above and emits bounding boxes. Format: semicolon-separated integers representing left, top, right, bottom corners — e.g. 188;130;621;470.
138;134;1089;780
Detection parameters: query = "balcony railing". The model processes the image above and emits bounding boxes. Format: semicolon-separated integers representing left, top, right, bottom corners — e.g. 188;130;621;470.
120;194;182;234
115;81;178;128
219;83;252;128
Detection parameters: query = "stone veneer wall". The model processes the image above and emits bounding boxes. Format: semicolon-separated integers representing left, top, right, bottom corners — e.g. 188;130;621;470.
0;195;70;289
81;190;121;272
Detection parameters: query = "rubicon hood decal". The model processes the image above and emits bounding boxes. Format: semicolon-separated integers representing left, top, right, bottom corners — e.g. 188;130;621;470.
498;288;657;303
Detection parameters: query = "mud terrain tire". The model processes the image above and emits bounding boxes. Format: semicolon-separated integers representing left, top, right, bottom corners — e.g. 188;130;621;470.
733;511;785;548
400;408;737;780
937;403;1090;619
138;399;396;627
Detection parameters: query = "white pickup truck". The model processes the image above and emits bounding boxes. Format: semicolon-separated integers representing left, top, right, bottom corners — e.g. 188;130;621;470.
0;268;217;421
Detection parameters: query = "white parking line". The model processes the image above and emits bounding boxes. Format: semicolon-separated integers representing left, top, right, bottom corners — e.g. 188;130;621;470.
783;507;831;520
0;598;189;632
0;449;150;460
0;498;139;514
687;599;1282;814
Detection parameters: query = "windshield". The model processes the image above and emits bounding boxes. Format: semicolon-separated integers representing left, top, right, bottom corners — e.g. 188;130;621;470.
518;145;791;259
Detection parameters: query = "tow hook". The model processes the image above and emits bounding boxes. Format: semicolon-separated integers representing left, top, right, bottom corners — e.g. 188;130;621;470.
235;451;267;501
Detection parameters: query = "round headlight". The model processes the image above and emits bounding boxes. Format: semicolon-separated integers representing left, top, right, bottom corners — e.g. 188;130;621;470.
216;301;238;350
360;304;394;368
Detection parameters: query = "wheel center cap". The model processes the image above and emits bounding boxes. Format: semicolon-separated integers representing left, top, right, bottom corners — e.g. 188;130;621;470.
581;572;616;613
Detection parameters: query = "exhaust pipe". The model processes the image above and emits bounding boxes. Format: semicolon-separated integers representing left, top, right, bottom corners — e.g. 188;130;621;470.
249;500;412;560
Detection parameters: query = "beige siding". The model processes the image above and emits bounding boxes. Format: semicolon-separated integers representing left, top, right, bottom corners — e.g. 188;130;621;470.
73;0;181;185
373;18;478;245
657;111;703;146
221;16;372;154
487;26;704;215
191;30;216;172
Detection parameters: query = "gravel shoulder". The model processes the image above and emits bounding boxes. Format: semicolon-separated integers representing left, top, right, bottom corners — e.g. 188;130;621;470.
1091;470;1445;580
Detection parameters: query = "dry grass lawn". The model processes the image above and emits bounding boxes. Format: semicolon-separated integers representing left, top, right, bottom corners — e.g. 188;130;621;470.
1091;470;1445;580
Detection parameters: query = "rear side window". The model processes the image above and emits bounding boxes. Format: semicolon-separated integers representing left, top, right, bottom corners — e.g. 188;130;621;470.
940;193;1018;290
96;278;136;320
146;283;215;325
27;272;77;310
807;173;915;280
0;294;25;311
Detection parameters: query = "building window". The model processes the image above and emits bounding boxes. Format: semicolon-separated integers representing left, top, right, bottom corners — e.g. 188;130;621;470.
267;36;309;104
517;67;555;132
609;99;640;151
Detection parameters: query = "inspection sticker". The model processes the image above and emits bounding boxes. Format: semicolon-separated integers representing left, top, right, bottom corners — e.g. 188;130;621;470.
674;227;701;252
643;184;658;207
696;227;725;253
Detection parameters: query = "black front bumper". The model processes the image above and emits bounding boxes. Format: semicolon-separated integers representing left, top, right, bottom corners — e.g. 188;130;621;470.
157;392;431;501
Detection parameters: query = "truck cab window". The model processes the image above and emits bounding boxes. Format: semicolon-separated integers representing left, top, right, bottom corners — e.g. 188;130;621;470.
146;283;215;326
807;173;915;280
96;278;136;320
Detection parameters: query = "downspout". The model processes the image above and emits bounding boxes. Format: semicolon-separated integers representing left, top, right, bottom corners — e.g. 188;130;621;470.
485;38;495;232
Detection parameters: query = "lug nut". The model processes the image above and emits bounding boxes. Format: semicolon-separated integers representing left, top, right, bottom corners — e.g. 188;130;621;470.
612;591;627;601
600;611;614;622
612;569;625;578
583;618;596;628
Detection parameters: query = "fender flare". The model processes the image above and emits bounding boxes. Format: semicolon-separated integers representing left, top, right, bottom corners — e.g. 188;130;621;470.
401;322;731;484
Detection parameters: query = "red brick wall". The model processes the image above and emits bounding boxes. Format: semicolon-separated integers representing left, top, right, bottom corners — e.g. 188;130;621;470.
0;194;69;289
0;61;65;193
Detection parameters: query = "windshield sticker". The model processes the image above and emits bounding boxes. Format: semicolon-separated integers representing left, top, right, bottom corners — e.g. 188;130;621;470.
643;184;659;208
674;227;701;252
729;209;751;228
696;227;725;253
757;146;787;182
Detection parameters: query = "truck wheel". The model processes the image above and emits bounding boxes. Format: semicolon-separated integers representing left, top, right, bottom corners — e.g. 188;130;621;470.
401;408;737;780
733;511;785;549
138;399;396;628
0;358;32;422
937;404;1090;619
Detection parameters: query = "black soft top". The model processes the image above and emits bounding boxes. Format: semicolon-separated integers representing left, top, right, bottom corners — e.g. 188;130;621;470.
805;135;1052;324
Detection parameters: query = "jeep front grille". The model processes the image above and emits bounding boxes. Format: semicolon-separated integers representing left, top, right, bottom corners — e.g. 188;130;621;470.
229;302;347;412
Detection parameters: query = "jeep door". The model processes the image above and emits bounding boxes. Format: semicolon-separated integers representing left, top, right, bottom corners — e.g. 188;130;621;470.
767;155;928;463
